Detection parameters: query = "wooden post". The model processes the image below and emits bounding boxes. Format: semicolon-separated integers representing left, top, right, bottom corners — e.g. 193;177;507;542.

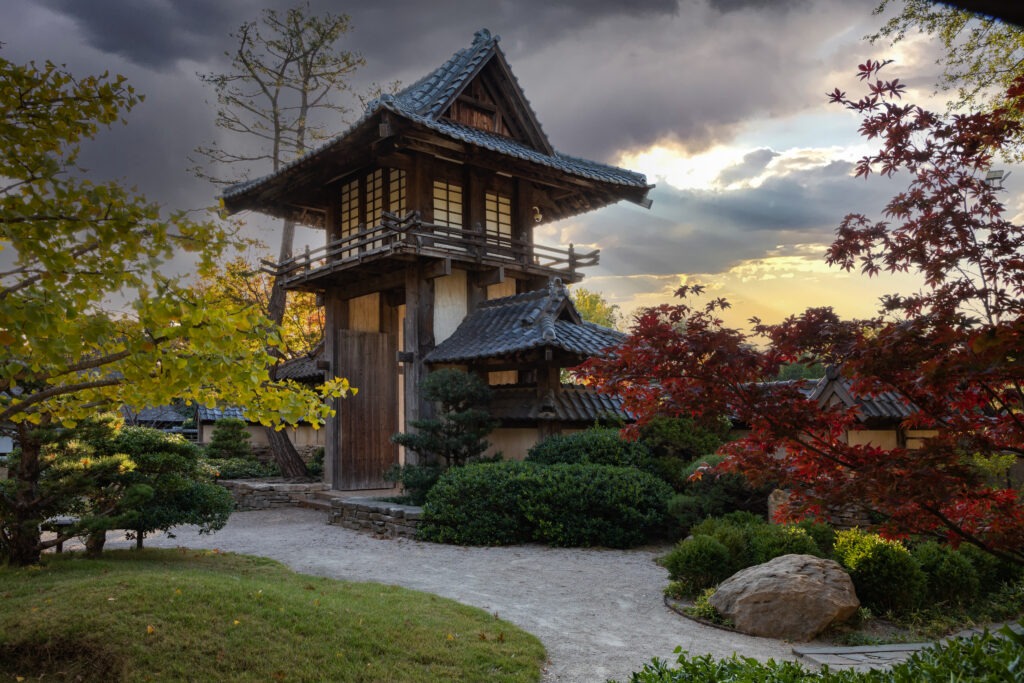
323;291;348;489
403;265;435;465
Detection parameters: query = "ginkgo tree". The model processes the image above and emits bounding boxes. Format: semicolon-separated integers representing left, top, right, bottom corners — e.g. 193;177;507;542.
583;61;1024;566
0;55;351;565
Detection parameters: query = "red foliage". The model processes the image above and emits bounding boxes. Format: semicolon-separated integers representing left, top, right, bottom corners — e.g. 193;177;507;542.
583;63;1024;565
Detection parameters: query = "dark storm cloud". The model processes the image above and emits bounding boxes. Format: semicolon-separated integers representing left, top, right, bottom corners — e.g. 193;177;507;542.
716;148;779;185
37;0;249;69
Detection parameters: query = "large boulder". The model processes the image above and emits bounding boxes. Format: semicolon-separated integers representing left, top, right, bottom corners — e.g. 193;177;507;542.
708;554;859;642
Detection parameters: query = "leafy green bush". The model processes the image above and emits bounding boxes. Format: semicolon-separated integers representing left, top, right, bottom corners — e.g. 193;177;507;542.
618;623;1024;682
661;536;734;595
957;542;1024;590
383;463;442;506
204;418;253;460
519;463;672;548
667;455;771;534
794;519;837;557
833;529;925;615
526;427;651;468
749;524;822;564
203;457;280;479
306;447;324;477
912;541;980;606
418;461;671;548
417;462;532;546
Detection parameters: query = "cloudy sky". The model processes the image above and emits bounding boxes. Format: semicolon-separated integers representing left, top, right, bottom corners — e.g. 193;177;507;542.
3;0;1019;328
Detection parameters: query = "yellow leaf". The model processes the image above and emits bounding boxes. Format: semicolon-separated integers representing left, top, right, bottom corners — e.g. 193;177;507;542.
146;625;156;635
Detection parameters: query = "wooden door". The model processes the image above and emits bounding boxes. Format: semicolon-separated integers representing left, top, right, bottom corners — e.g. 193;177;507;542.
336;331;398;490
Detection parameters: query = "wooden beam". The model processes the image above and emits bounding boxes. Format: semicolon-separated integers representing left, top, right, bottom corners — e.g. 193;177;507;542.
477;266;505;287
424;257;452;280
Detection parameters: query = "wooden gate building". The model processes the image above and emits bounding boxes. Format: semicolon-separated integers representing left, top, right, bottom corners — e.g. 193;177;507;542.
222;29;652;490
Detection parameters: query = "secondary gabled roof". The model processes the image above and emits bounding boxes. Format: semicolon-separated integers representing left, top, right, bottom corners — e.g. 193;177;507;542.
425;279;625;364
222;29;651;224
810;368;917;423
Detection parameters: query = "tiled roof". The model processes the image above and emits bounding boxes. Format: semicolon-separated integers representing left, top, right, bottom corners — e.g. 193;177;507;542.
196;406;248;423
490;384;631;423
121;405;187;425
222;29;648;205
277;347;324;383
811;372;917;423
425;280;626;363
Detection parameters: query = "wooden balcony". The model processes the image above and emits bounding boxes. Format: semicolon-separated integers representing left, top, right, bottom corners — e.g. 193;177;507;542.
261;210;599;292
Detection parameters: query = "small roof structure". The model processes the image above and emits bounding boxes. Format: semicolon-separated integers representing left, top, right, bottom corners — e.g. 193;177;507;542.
425;279;625;364
121;405;187;429
810;367;916;425
196;406;247;424
222;29;652;226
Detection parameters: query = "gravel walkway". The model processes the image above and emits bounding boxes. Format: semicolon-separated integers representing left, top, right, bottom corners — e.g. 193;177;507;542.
95;507;796;682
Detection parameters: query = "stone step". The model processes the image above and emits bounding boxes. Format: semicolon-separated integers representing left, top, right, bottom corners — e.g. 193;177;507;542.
296;498;333;512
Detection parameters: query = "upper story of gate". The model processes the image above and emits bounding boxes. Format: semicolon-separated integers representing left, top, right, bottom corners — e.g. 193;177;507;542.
222;29;653;296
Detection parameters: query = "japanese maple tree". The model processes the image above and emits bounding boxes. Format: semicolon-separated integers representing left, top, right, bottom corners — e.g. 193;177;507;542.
583;61;1024;565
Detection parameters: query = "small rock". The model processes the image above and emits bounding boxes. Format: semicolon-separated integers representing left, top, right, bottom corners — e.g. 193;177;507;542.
709;554;859;642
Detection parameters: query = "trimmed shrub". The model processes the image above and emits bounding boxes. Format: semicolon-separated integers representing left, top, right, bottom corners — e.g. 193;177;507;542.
667;455;771;534
794;519;837;557
418;461;671;548
306;447;324;477
383;463;442;506
526;427;651;468
957;542;1024;591
418;462;531;546
912;541;980;606
204;418;253;460
833;529;926;615
204;457;280;479
749;524;822;564
519;464;672;548
662;536;733;595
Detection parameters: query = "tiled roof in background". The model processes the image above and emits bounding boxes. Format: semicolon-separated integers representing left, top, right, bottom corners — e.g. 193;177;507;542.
490;384;630;423
196;406;247;423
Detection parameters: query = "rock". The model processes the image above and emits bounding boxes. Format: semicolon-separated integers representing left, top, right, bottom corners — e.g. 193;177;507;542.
708;554;859;642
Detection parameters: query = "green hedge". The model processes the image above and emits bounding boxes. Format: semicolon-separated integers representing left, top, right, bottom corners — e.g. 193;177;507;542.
203;457;280;479
525;428;651;468
618;624;1024;682
418;461;672;548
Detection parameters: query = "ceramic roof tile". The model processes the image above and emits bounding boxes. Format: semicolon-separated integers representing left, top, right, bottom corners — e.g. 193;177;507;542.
196;406;248;423
489;384;631;423
425;280;625;363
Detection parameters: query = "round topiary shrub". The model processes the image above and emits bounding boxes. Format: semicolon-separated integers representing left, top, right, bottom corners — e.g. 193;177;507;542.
525;428;650;468
748;524;822;565
912;541;980;606
833;529;926;615
662;535;734;595
417;461;531;546
519;463;672;548
957;542;1024;592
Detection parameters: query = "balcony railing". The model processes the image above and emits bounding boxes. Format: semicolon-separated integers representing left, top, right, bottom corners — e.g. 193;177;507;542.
261;210;599;284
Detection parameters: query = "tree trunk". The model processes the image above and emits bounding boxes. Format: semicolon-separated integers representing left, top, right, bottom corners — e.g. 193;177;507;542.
135;531;144;550
262;217;310;478
85;530;106;558
266;427;308;479
4;426;44;566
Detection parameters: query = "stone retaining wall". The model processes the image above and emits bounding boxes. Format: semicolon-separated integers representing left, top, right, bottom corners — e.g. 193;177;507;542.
218;479;328;511
328;499;422;539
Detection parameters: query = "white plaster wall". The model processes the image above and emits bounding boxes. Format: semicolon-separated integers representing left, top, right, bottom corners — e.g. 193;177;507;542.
434;270;468;344
487;279;517;300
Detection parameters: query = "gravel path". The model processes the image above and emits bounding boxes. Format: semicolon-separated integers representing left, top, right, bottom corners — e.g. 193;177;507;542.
97;507;796;682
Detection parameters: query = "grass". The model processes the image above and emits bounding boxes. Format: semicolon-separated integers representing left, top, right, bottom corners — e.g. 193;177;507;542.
0;549;546;682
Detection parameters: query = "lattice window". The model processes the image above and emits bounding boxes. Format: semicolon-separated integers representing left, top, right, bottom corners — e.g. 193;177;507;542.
366;169;384;226
389;169;407;216
340;178;360;242
433;180;463;227
485;191;512;245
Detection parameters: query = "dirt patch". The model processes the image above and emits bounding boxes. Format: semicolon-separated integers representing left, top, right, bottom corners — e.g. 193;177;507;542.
87;507;797;682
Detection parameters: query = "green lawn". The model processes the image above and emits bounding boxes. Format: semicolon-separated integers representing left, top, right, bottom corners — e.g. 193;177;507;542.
0;549;545;682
